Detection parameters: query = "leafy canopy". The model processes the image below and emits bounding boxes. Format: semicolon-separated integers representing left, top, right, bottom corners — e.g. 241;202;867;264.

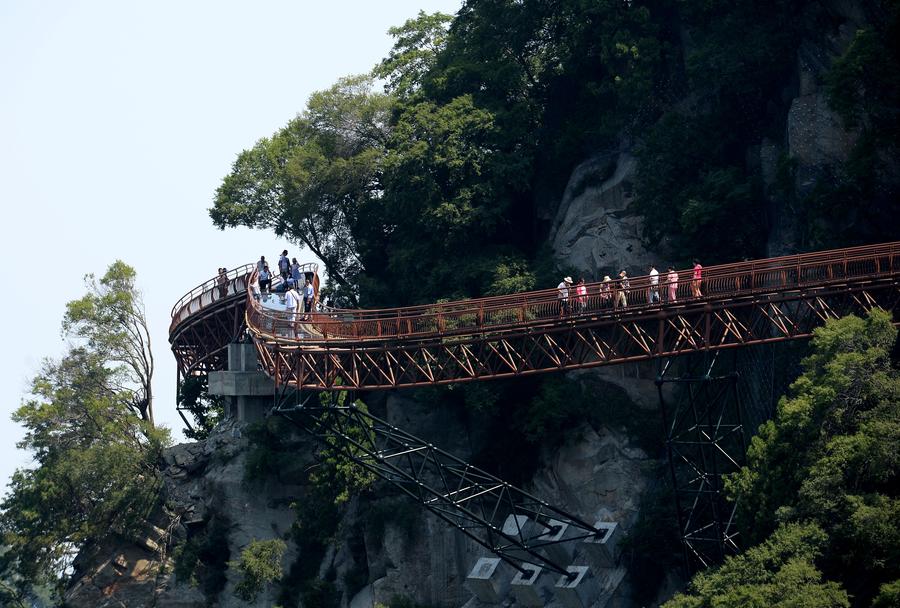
63;259;155;425
0;261;168;600
663;523;849;608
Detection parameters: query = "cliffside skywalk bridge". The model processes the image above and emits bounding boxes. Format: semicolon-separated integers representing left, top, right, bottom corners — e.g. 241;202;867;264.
171;241;900;392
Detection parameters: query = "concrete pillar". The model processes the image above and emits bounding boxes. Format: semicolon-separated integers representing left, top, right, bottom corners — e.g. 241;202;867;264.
537;518;580;567
208;343;276;422
510;564;548;607
465;557;512;604
227;342;259;371
553;566;598;608
581;521;622;567
502;514;548;561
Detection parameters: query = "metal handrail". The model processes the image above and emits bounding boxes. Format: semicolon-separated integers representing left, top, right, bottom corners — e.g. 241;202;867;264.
245;241;899;344
169;263;256;333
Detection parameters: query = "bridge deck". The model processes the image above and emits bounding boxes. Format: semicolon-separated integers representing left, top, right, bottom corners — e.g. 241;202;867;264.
170;242;900;390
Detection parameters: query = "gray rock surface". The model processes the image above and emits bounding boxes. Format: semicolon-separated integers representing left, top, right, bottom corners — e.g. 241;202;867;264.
550;153;658;280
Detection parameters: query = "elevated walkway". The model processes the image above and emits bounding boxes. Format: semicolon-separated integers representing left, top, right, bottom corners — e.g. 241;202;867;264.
170;242;900;393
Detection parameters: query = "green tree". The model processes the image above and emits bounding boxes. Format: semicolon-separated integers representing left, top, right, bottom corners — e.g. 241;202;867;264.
177;374;224;441
1;261;169;600
63;260;156;425
663;523;849;608
374;11;454;99
211;75;392;306
0;348;169;599
724;309;900;606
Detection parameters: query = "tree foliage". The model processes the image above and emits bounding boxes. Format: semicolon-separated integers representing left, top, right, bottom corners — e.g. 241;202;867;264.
177;374;224;441
230;538;286;602
63;260;155;425
722;310;900;606
663;523;850;608
0;349;168;599
211;75;390;306
0;262;168;600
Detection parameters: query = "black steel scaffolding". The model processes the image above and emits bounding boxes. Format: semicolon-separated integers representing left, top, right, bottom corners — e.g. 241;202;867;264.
273;390;605;578
657;350;746;571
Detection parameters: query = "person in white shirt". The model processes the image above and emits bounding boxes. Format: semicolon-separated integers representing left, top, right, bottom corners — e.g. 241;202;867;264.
284;288;299;336
649;265;660;303
557;276;573;317
258;264;272;293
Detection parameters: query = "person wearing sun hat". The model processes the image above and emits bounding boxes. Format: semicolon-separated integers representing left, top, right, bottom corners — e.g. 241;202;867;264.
615;270;630;309
600;275;612;307
557;276;573;316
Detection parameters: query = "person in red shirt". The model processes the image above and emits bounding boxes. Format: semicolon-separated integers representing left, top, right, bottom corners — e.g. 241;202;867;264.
692;259;703;297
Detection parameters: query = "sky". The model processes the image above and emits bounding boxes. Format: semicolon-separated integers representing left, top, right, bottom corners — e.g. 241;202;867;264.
0;0;462;496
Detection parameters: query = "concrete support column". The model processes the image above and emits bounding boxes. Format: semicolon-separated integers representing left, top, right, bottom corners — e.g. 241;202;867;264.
465;557;512;604
510;564;548;607
208;343;276;423
502;514;548;562
553;566;598;608
538;518;580;567
582;521;622;567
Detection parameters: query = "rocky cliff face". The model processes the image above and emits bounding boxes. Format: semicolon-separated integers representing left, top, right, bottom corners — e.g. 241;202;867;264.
64;394;660;608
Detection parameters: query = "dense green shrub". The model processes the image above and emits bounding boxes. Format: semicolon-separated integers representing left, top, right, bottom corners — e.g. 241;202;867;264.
230;538;286;602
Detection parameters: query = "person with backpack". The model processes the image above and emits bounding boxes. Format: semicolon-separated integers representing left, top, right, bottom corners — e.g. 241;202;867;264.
278;250;291;281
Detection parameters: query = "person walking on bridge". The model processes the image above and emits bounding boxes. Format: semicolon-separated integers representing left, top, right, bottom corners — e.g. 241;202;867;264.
692;259;703;297
290;257;302;289
257;256;266;274
615;270;629;309
649;265;660;304
303;278;315;320
557;276;573;317
576;278;587;312
284;286;300;337
667;266;678;302
600;275;612;307
217;267;228;299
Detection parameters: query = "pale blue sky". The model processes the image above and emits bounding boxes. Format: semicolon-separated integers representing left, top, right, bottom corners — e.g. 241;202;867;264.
0;0;461;493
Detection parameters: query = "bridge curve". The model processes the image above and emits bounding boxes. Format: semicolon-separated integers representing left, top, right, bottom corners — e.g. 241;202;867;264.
170;243;900;391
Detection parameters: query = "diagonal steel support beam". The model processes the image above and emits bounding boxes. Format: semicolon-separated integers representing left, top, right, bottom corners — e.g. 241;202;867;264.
274;394;605;578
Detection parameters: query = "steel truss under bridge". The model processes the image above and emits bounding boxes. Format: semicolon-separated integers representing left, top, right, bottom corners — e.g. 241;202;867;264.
657;350;747;571
274;390;604;578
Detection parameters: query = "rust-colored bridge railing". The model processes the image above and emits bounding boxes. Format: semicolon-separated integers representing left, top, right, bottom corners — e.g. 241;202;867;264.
170;264;255;334
246;241;899;346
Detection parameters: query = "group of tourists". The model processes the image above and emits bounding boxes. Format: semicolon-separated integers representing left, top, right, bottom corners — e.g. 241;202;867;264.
254;250;316;319
556;260;703;316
